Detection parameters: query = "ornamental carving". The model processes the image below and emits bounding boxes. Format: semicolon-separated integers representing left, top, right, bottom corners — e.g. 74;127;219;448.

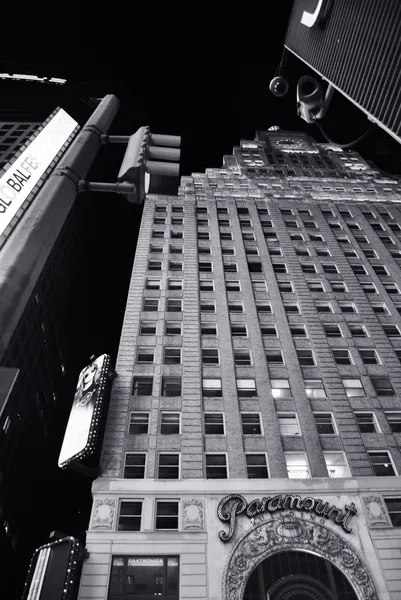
182;499;204;529
91;498;116;529
362;496;390;528
222;514;377;600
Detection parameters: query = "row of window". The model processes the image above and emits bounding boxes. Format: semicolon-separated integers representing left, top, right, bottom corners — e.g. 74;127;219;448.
122;449;399;480
132;376;395;398
134;345;399;368
129;410;401;435
117;496;401;532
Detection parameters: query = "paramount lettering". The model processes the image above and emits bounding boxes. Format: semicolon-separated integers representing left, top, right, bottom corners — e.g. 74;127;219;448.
217;493;357;542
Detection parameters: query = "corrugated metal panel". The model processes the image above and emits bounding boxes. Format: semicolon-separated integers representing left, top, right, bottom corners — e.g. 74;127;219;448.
285;0;401;142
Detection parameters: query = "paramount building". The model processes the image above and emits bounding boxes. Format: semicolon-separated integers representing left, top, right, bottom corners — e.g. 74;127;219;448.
79;128;401;600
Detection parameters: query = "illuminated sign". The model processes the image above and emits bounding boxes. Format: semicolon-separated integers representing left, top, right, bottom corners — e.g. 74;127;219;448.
301;0;331;28
22;536;82;600
58;354;111;468
0;73;66;84
0;108;78;238
217;494;357;542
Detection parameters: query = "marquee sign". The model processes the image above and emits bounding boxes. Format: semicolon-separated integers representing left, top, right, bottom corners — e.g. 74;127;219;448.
0;108;78;238
217;494;357;543
58;354;111;469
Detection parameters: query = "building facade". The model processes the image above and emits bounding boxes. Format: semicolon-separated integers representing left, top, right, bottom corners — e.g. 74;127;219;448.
79;129;401;600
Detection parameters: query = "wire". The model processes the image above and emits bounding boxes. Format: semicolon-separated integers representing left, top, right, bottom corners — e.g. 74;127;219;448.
315;119;376;149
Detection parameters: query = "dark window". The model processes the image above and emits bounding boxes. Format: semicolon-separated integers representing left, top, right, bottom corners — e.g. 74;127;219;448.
200;302;215;312
371;377;395;396
129;413;149;434
278;281;293;293
164;348;181;364
165;321;182;335
266;350;284;364
169;261;182;271
149;260;162;271
248;262;262;273
226;280;241;292
314;413;335;434
234;350;251;366
241;413;262;435
297;350;315;366
140;322;156;335
246;454;269;479
355;413;378;433
137;347;154;363
108;555;179;598
359;349;379;364
202;379;222;397
118;501;142;531
385;499;401;526
273;263;287;273
223;263;237;273
323;324;342;337
204;413;224;434
155;501;179;529
160;413;180;434
206;454;227;478
333;349;352;365
143;298;159;311
368;451;396;476
260;325;277;336
231;325;247;337
124;453;146;478
349;324;367;337
161;377;182;396
201;324;217;336
202;349;219;364
322;264;338;274
383;325;400;337
132;377;153;396
158;454;179;479
386;412;401;433
290;325;307;337
167;299;182;312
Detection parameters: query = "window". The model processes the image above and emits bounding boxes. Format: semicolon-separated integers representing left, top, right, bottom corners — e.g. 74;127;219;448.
224;262;238;273
323;323;342;337
218;219;231;227
146;278;161;290
349;324;368;337
118;501;142;531
155;501;179;529
152;230;164;239
148;260;162;271
237;379;257;397
346;222;360;231
373;265;389;276
302;263;317;273
197;218;209;227
261;325;278;336
305;379;327;399
304;221;317;229
273;263;287;274
355;412;379;433
359;349;380;364
243;232;255;241
201;324;217;336
329;221;341;230
342;378;365;397
226;280;241;292
200;302;215;312
308;281;325;292
278;281;293;293
168;279;183;290
383;324;401;337
248;262;263;273
137;347;154;363
167;299;182;312
285;453;309;478
361;282;378;294
256;303;272;313
169;245;182;254
363;249;378;259
283;303;300;313
164;348;181;364
297;350;315;366
316;248;331;257
383;282;400;295
314;413;336;435
339;301;357;313
266;350;284;365
330;281;347;292
270;379;291;399
368;451;397;476
132;377;153;396
150;245;163;253
246;454;269;478
169;261;182;271
296;247;310;256
124;453;146;478
202;349;219;364
278;413;300;436
337;235;350;244
140;321;156;335
324;452;351;478
322;264;339;274
221;247;235;255
333;349;352;365
310;234;324;242
290;324;307;337
240;218;252;227
281;208;293;215
220;231;233;240
217;206;229;214
197;231;210;240
129;413;149;434
355;235;370;244
229;302;244;313
237;207;249;215
206;454;227;478
370;222;385;231
199;280;214;292
285;220;298;228
165;321;182;335
198;262;212;273
202;378;222;397
171;216;183;225
351;265;367;276
154;217;166;225
204;413;225;434
385;499;401;526
158;454;180;479
198;246;211;255
290;233;304;241
371;302;389;314
371;377;395;396
241;413;262;434
171;230;183;239
172;206;183;213
197;206;208;214
231;325;247;337
143;298;159;312
234;349;252;366
252;281;267;294
160;413;180;434
386;412;401;433
161;377;182;396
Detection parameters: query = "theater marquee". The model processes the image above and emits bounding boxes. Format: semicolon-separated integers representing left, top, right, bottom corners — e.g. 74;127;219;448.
217;493;357;542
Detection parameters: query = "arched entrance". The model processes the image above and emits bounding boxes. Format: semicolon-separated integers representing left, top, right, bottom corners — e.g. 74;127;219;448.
221;514;377;600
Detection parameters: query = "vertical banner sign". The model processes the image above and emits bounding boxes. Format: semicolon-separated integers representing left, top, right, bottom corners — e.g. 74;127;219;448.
58;354;110;468
0;108;78;237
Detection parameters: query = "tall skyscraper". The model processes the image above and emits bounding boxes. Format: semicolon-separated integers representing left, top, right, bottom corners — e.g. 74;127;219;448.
79;128;401;600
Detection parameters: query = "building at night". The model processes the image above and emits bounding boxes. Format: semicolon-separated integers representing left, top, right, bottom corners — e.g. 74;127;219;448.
79;128;401;600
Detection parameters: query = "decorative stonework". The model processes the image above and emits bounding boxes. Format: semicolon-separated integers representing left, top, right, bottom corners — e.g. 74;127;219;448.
91;498;116;529
222;514;377;600
182;499;204;529
362;496;391;528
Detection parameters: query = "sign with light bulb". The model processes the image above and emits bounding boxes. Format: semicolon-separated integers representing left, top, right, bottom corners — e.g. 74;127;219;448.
58;354;111;469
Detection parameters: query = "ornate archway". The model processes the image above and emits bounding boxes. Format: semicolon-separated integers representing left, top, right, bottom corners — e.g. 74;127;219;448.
221;513;377;600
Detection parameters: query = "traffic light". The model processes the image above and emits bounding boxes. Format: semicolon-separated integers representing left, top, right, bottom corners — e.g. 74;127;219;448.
117;126;181;203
